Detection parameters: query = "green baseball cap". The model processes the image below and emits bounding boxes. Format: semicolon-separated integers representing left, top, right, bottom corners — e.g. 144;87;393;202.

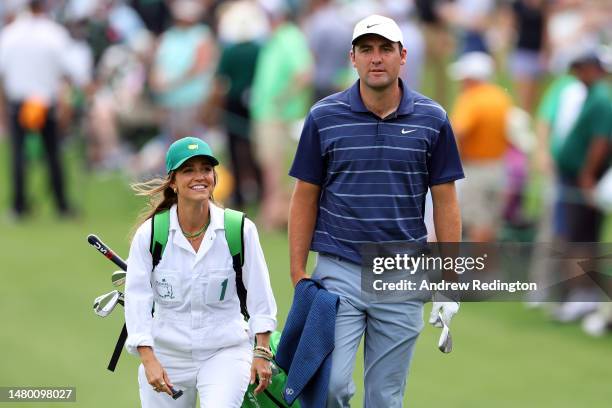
165;137;219;173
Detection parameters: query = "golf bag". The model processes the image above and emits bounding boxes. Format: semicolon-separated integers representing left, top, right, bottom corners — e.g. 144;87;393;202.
242;331;297;408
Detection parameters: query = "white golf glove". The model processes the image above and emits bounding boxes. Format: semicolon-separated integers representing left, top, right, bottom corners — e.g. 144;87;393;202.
429;297;460;328
429;294;459;353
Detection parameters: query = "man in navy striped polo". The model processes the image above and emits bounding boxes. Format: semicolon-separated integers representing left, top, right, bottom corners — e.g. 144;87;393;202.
288;14;464;407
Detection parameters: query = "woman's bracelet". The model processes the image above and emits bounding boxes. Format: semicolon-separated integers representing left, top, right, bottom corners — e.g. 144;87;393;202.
253;345;273;360
254;346;273;357
253;353;273;362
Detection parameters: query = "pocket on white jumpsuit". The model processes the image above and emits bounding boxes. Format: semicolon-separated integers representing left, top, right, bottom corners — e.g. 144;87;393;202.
152;268;182;305
205;269;236;305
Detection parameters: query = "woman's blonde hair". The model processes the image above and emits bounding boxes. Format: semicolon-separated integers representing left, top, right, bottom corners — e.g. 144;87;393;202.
130;168;218;237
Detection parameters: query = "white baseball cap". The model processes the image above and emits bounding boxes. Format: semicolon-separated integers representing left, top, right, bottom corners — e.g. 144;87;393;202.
218;0;269;43
447;52;495;81
171;0;205;22
352;14;403;46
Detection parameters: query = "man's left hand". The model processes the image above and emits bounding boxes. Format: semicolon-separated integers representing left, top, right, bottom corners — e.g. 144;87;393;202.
429;297;460;328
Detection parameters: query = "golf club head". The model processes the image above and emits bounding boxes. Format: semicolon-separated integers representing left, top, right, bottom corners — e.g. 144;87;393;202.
437;312;453;353
93;290;121;317
111;271;126;287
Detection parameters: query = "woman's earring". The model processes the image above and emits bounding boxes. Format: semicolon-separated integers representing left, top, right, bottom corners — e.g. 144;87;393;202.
173;188;177;194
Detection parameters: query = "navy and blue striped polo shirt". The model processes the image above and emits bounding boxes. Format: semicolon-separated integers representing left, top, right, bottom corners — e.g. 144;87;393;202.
289;79;464;265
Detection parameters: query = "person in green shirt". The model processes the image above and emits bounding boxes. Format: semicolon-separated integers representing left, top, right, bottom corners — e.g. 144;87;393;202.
212;0;268;210
537;75;586;171
533;73;586;240
250;2;313;230
526;72;589;307
548;51;612;323
555;52;612;243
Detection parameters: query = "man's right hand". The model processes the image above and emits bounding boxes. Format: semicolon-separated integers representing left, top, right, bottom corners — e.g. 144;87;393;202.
291;271;310;287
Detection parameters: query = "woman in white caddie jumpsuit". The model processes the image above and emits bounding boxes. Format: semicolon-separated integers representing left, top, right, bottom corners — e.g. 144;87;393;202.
125;136;277;407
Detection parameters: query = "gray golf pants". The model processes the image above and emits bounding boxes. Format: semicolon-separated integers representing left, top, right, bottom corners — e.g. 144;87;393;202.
312;255;424;408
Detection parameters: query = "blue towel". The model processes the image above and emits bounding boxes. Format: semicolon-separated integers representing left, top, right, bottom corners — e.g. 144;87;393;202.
276;279;339;407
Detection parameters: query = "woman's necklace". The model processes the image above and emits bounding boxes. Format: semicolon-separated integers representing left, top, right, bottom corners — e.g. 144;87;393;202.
181;214;210;241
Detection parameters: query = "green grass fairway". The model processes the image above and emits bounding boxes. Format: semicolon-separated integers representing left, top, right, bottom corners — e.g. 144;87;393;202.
1;139;611;407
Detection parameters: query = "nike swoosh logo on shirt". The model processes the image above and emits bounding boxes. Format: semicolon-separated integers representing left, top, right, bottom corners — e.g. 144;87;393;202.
401;129;416;134
367;23;381;29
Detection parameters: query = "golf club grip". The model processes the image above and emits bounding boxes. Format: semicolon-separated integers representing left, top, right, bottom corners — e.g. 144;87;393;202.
169;386;183;400
87;234;127;271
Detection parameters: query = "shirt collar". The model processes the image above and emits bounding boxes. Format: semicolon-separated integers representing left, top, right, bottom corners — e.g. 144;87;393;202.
348;78;415;116
169;202;225;232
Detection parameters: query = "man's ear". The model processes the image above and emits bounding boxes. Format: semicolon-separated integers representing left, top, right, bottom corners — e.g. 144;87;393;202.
400;48;407;66
350;48;356;68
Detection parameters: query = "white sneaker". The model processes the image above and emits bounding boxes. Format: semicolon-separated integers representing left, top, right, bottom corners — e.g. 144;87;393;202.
553;301;599;323
582;312;608;337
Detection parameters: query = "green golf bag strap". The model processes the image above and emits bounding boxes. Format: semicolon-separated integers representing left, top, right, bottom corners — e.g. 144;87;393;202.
151;209;170;268
224;208;249;320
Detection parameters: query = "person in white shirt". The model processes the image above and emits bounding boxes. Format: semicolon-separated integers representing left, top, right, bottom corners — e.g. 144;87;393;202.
0;0;76;218
125;136;277;407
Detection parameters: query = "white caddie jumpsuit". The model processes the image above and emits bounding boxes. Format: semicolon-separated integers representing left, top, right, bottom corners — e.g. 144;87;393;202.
125;203;277;408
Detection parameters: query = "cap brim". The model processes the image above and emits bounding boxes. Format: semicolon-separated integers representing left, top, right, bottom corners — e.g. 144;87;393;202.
352;33;402;45
169;154;219;173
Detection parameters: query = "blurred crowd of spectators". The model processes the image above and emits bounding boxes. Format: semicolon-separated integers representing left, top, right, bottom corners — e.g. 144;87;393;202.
0;1;611;331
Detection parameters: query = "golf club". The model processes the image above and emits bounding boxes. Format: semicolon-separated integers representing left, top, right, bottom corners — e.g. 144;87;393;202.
93;290;124;317
86;234;181;393
111;271;126;287
87;234;131;373
92;287;182;399
87;234;128;271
